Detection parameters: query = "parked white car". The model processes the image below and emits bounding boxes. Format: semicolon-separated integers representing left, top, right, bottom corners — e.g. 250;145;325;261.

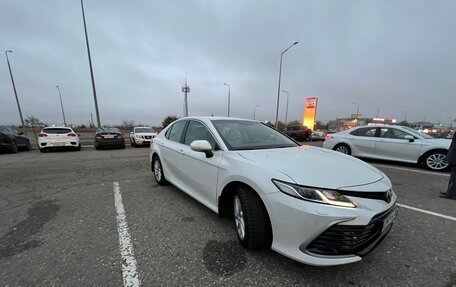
38;127;81;152
323;125;451;171
150;117;397;266
130;126;157;147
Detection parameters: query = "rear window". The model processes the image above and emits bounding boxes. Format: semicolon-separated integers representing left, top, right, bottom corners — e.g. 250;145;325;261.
43;128;72;134
97;128;119;134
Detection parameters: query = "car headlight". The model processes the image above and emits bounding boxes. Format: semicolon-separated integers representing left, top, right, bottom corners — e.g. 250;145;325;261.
272;179;356;208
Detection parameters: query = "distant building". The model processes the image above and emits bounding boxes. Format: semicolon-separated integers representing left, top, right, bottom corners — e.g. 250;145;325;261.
409;121;434;130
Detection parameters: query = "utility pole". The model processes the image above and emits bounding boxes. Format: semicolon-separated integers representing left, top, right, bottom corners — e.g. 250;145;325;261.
56;85;67;126
253;105;259;120
182;78;190;117
5;50;24;126
80;0;101;128
281;90;289;125
90;113;94;127
224;83;231;117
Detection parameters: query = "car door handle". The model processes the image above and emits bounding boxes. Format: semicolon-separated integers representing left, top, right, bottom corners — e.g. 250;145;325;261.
179;149;185;155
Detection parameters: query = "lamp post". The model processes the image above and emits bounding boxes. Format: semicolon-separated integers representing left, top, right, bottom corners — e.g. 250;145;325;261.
80;0;101;128
400;111;408;123
281;90;289;125
275;41;299;128
351;102;360;126
253;104;259;120
5;50;24;126
224;83;230;117
373;107;379;118
56;85;67;126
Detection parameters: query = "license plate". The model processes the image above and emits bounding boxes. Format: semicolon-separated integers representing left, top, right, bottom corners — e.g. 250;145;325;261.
104;135;114;138
54;142;66;146
382;207;398;232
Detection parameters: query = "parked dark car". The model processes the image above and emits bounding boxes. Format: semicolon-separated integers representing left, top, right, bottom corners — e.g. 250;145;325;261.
94;128;126;150
0;126;31;153
283;125;312;142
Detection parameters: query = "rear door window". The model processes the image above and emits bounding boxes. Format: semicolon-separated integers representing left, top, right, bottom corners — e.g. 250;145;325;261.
167;121;186;143
43;128;72;134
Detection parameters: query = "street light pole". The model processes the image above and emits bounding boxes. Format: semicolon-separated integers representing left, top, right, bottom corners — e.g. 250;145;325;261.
351;102;360;126
275;41;299;128
80;0;101;128
5;50;24;126
224;83;230;117
373;107;379;118
281;90;289;125
56;85;67;126
253;104;259;120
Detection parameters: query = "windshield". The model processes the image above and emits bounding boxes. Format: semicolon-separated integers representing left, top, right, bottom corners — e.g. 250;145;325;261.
212;120;298;151
401;126;434;139
135;127;154;133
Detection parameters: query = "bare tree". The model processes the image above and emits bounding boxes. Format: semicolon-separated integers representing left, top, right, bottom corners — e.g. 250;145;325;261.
162;115;178;128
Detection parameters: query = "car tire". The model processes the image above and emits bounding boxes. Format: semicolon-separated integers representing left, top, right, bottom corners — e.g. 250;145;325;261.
130;138;134;147
11;141;18;153
152;156;167;185
76;144;81;151
423;150;449;171
233;186;272;250
25;141;31;151
95;146;101;150
39;148;45;153
120;144;126;149
333;143;351;155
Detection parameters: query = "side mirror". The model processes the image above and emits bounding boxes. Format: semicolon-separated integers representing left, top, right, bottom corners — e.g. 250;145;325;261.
404;135;414;142
18;131;24;135
190;140;213;158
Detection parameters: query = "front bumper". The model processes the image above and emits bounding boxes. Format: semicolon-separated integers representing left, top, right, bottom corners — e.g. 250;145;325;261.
133;137;153;145
265;191;397;266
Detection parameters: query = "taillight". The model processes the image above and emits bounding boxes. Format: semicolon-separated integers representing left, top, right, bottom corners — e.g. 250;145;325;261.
118;133;124;138
325;134;334;140
67;133;77;137
39;133;48;137
95;134;102;139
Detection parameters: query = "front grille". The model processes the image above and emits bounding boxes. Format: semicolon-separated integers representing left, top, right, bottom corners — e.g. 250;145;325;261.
338;189;393;203
306;205;397;256
145;136;151;139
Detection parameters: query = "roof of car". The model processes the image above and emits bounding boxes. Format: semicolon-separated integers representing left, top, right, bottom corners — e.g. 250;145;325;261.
180;116;257;122
43;126;72;129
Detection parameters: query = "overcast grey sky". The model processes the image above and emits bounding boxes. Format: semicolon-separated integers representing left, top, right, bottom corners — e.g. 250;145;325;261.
1;0;455;127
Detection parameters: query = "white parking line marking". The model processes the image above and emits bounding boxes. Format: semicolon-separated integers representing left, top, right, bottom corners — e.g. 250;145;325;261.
113;182;141;287
397;203;456;222
373;164;450;177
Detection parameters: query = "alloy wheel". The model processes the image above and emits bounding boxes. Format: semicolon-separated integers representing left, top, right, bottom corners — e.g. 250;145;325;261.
153;159;162;182
426;153;448;171
335;145;349;154
234;195;246;240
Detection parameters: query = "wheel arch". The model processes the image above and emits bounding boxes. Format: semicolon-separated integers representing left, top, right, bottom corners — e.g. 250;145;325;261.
417;148;448;165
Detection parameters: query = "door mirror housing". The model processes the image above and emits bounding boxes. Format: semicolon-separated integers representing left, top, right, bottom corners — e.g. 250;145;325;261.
18;131;24;135
404;135;414;142
190;140;213;158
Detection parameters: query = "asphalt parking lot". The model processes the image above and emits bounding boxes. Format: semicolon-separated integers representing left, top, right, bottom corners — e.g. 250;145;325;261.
1;145;455;286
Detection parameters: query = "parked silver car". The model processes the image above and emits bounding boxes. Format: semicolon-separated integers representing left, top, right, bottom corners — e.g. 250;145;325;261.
323;125;451;171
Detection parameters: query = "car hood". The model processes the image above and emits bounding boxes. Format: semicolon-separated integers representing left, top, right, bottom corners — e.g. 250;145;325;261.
237;145;384;190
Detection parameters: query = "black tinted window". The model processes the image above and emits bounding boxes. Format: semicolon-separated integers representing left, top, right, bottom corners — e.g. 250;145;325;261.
43;128;72;134
352;127;377;137
184;121;217;149
167;121;186;143
97;128;119;134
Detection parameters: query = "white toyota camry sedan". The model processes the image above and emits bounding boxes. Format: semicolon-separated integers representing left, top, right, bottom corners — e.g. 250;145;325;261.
323;125;451;171
150;117;398;266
